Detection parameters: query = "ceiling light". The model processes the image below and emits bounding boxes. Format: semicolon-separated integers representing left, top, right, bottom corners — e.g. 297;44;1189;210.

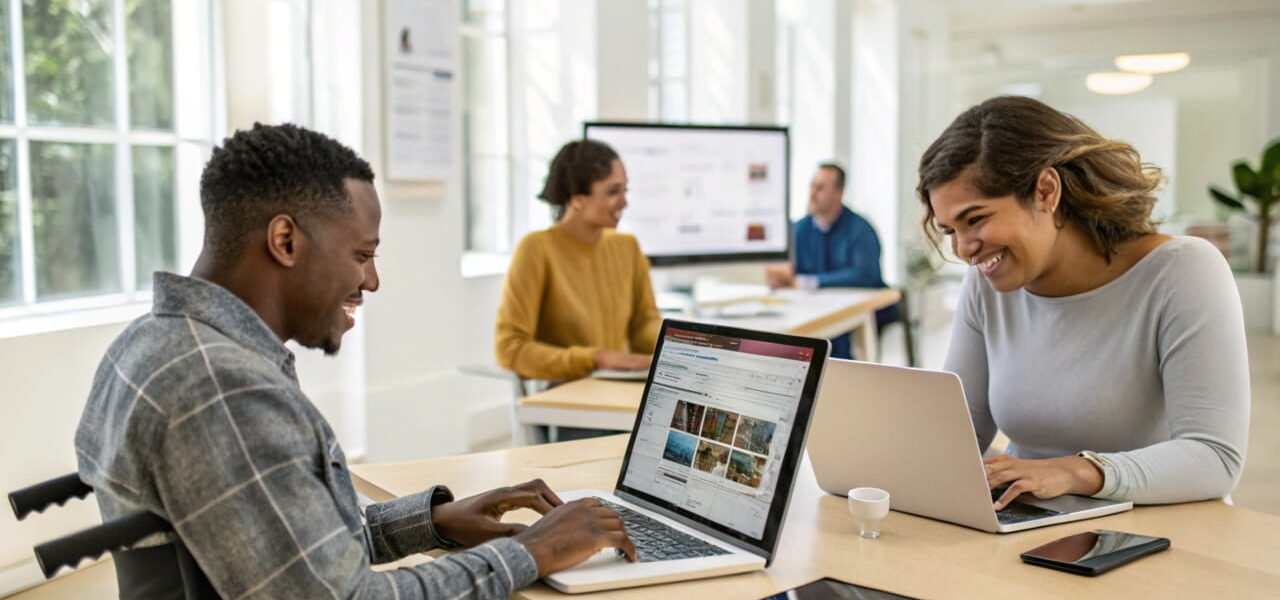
1086;72;1152;95
1114;52;1190;74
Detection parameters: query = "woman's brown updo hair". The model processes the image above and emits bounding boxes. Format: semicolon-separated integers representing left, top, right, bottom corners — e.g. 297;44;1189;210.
917;96;1162;261
538;139;620;222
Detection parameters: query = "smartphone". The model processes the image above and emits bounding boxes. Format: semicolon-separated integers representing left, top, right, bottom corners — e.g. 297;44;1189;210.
759;577;919;600
1020;529;1170;576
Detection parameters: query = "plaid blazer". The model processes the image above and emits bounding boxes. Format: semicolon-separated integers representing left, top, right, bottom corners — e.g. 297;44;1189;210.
76;272;537;599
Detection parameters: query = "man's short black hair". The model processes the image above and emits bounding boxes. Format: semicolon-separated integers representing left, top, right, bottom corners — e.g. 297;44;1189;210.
199;123;374;258
818;162;846;190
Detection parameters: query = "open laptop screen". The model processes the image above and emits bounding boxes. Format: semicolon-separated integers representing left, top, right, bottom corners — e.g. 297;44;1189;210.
616;319;828;556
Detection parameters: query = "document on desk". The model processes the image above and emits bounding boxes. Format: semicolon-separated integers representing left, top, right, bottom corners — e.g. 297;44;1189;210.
591;369;650;381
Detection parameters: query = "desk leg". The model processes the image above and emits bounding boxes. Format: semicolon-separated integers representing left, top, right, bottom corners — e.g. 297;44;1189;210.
511;402;539;446
851;313;879;362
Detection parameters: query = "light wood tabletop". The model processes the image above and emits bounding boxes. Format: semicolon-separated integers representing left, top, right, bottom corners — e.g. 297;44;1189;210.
350;435;1280;600
691;287;901;340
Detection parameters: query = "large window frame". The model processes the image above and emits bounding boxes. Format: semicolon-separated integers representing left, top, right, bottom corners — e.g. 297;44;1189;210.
646;0;688;123
461;0;590;263
0;0;218;327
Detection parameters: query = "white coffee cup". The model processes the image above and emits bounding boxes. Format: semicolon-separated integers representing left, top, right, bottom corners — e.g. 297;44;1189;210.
848;487;891;539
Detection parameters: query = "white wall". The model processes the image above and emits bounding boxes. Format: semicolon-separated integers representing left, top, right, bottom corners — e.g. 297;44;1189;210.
690;1;749;123
894;0;951;280
781;0;836;221
850;0;900;284
947;11;1280;221
0;325;128;572
596;0;648;120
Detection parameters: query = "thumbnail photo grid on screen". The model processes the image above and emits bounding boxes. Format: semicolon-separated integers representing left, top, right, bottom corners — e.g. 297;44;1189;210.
662;400;778;489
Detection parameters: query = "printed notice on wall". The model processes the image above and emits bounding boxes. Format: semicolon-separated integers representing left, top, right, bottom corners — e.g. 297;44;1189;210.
384;0;458;181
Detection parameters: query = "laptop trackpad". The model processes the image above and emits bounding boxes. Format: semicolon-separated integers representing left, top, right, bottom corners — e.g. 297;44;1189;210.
576;549;629;568
1026;493;1119;513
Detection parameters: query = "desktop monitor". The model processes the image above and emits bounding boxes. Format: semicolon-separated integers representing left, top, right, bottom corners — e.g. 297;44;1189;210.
584;122;790;266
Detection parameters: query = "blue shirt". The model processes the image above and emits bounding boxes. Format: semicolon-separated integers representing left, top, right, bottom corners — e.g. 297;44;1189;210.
793;207;897;358
794;206;887;288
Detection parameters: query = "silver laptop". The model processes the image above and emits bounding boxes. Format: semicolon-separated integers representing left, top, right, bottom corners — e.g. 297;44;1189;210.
547;319;830;593
807;359;1131;533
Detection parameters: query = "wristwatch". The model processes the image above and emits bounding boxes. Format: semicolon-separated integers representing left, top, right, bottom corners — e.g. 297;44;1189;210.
1077;450;1112;473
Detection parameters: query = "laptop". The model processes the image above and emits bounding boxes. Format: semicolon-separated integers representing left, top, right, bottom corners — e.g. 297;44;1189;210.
546;319;830;593
807;359;1132;534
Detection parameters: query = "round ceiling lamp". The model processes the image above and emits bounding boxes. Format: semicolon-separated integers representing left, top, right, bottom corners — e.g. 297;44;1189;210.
1086;72;1153;95
1114;52;1191;74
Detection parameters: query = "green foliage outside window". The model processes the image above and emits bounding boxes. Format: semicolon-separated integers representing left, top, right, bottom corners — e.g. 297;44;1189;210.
24;0;116;128
31;142;119;300
127;0;172;130
0;2;13;123
0;0;177;303
0;142;17;306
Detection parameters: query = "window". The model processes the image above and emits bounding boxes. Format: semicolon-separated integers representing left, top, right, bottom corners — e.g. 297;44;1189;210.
0;0;215;316
461;0;593;257
647;0;687;122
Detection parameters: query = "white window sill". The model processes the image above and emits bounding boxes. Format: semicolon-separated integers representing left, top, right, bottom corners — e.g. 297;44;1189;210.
460;252;511;279
0;295;153;340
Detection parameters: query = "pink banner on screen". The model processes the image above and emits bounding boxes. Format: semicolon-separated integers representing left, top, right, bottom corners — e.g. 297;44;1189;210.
738;339;813;362
666;328;812;361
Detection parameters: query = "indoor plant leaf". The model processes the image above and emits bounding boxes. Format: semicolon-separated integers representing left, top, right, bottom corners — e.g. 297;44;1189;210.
1209;186;1246;211
1232;162;1261;199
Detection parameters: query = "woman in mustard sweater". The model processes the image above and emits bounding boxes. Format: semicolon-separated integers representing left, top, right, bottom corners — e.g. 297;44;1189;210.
495;139;662;381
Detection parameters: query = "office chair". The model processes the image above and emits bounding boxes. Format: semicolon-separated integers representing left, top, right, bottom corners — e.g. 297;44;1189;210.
457;363;553;445
9;472;219;599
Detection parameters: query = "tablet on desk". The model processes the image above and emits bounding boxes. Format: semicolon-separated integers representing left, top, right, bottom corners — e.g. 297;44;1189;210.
590;368;649;381
759;577;919;600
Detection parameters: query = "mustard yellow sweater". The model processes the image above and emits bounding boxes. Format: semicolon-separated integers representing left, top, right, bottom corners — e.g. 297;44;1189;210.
495;226;662;381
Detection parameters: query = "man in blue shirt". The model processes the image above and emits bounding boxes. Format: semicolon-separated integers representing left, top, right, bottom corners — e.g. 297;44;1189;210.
765;163;899;358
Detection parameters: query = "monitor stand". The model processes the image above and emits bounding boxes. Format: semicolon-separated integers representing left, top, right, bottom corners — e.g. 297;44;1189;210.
651;266;697;314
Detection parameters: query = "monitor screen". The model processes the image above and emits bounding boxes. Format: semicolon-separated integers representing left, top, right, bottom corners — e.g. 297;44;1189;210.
583;123;790;265
616;320;827;555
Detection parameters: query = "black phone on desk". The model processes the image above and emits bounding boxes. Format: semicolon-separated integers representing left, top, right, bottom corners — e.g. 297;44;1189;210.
1020;530;1170;576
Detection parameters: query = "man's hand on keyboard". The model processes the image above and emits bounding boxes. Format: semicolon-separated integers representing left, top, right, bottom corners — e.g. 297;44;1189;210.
515;497;639;576
433;478;563;546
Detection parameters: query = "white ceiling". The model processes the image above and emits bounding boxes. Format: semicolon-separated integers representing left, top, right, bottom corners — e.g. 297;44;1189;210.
946;0;1280;35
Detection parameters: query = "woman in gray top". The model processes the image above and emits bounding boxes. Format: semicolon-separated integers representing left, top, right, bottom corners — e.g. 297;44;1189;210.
916;96;1249;510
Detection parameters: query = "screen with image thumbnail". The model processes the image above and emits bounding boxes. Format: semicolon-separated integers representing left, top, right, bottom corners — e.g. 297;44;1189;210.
621;327;815;540
583;123;790;265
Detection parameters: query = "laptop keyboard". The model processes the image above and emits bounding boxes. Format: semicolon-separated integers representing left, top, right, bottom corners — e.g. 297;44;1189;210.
594;497;732;562
991;487;1063;524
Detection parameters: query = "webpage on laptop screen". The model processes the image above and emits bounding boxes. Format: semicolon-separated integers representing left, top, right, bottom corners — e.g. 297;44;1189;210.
622;328;813;539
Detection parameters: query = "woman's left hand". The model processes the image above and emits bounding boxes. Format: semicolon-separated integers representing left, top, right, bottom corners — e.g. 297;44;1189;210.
984;454;1104;510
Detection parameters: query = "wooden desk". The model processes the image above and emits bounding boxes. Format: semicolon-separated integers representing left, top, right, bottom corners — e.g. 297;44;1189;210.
350;435;1279;599
698;287;900;359
517;288;900;438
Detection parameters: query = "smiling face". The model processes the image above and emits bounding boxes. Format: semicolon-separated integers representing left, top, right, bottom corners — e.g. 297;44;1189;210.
567;159;628;229
929;168;1061;293
288;179;382;355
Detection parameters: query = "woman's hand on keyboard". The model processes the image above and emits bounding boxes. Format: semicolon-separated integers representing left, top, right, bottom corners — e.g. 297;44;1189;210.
985;454;1105;510
515;497;639;576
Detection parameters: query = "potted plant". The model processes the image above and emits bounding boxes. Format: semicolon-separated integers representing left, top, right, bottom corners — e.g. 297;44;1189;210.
1209;139;1279;273
1209;139;1279;332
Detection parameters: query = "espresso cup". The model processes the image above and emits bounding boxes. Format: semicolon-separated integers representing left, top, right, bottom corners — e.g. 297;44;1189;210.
848;487;891;539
